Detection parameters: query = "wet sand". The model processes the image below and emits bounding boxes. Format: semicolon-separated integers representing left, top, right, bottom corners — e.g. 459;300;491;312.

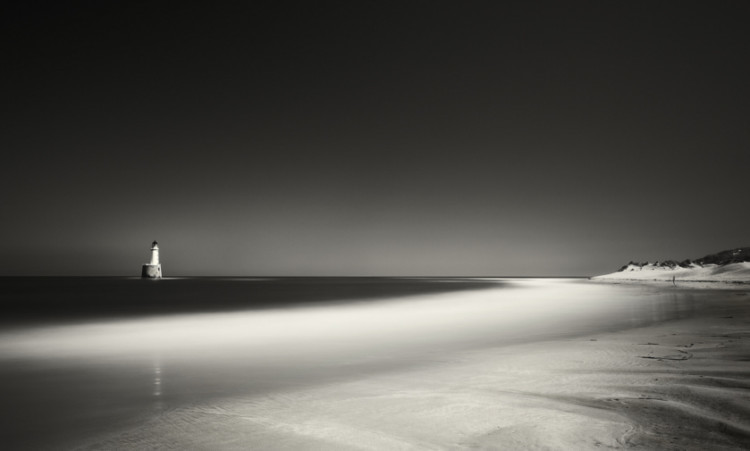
81;324;750;450
70;286;750;450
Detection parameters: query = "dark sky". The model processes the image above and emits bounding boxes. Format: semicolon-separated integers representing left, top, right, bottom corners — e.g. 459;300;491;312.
2;1;749;276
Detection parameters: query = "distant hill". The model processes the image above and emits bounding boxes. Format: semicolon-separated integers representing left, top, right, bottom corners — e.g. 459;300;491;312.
593;247;750;283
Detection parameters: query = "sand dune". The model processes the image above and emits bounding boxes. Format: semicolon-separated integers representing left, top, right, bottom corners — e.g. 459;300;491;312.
594;262;750;284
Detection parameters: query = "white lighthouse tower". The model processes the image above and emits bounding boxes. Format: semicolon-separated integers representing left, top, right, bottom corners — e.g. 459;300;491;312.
141;240;163;278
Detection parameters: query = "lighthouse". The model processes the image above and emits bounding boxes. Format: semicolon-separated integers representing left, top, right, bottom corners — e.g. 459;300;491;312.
141;240;163;278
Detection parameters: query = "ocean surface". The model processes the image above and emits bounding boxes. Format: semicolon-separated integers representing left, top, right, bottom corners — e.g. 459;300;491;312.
0;277;741;449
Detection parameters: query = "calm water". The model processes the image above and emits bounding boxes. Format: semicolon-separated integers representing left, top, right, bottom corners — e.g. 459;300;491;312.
0;277;741;449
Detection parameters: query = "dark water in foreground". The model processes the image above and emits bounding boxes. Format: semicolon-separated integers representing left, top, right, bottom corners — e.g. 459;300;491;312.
0;277;743;449
0;277;502;327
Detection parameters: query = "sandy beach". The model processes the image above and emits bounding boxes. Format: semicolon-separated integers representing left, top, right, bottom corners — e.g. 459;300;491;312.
66;284;750;450
85;323;749;450
2;278;749;450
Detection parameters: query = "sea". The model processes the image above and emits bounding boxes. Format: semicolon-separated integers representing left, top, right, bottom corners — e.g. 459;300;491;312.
0;276;742;449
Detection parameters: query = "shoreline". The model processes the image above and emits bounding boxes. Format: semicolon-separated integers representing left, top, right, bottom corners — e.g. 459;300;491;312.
591;278;750;288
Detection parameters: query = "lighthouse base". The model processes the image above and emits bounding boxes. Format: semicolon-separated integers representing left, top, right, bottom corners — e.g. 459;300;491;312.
141;264;162;279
